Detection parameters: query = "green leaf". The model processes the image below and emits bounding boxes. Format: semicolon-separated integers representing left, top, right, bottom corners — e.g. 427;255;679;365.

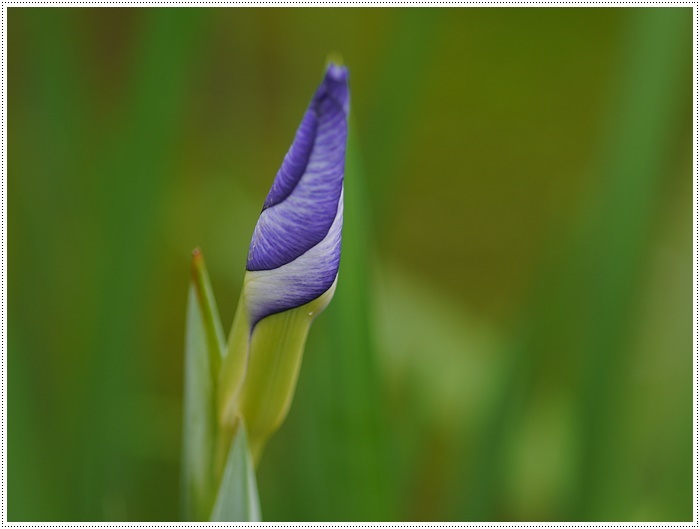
181;249;225;521
210;423;262;522
191;248;226;374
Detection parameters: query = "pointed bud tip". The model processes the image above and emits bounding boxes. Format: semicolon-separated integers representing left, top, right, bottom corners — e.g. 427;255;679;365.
319;61;349;115
325;61;348;83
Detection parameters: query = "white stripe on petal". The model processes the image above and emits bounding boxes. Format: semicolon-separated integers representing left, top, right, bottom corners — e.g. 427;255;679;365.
244;189;344;327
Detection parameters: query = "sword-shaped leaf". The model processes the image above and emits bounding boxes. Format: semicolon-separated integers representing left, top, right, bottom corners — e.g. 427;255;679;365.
181;249;225;521
210;423;261;522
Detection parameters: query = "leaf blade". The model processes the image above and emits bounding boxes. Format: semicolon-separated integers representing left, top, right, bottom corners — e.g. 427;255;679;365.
181;250;224;521
210;423;262;522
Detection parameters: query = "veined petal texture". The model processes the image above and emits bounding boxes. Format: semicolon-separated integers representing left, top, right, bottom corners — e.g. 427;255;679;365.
245;191;343;326
244;64;348;326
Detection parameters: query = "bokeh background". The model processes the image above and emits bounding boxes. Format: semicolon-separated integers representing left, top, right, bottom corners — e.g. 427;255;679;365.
9;7;692;521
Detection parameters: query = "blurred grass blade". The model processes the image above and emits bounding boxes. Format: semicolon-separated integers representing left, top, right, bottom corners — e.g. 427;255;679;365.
459;8;691;521
210;423;261;522
182;249;225;521
571;9;691;517
363;9;443;228
314;129;393;518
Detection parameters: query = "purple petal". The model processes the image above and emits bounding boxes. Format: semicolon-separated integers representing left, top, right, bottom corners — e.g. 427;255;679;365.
247;63;349;272
244;192;343;326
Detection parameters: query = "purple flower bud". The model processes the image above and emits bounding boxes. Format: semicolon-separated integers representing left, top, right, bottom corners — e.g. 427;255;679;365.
244;64;349;326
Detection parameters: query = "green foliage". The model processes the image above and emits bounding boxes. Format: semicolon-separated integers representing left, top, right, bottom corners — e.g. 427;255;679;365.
210;424;261;522
182;251;223;521
8;8;692;522
182;250;261;522
182;282;218;520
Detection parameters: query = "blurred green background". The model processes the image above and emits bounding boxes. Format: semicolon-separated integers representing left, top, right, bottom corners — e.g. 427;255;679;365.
9;7;692;521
